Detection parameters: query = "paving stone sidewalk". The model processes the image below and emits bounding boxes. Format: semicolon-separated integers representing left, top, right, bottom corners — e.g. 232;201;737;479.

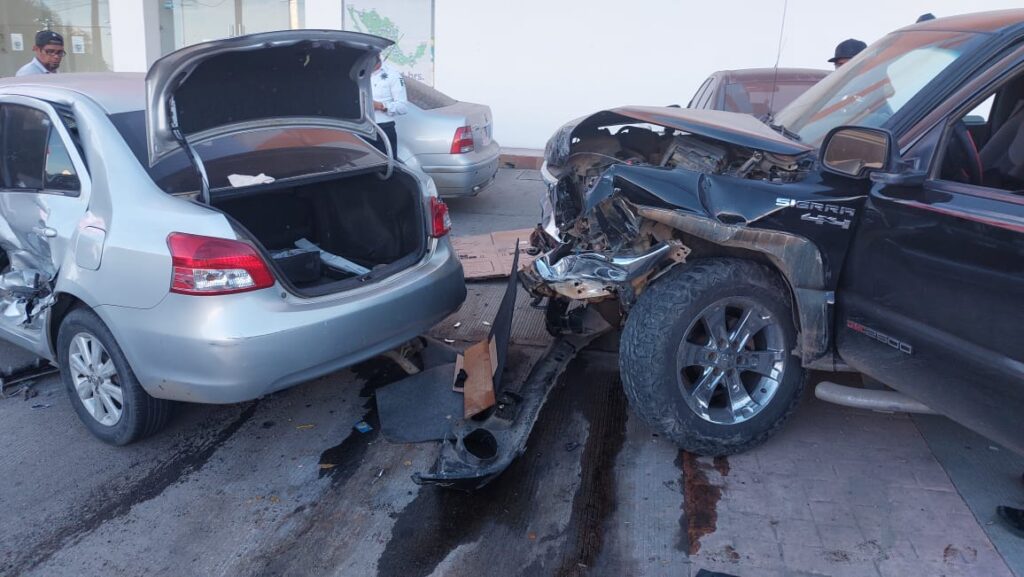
687;381;1013;577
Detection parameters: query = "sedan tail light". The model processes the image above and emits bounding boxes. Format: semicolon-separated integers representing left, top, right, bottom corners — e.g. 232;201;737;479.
430;197;451;238
167;232;274;295
450;126;475;154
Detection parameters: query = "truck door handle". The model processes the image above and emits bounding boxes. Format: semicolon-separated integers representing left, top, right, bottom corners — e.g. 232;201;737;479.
33;226;57;238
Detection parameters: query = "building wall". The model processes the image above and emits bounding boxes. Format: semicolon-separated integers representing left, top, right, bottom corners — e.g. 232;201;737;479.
434;1;1024;148
6;1;1023;150
0;0;112;77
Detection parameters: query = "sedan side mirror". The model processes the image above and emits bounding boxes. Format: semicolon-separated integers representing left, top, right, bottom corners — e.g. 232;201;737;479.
820;126;895;179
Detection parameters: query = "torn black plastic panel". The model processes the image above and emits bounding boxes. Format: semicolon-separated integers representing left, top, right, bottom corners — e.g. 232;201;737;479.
413;317;611;491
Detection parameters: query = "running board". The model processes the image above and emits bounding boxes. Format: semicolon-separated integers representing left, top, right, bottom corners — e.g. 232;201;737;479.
814;381;937;415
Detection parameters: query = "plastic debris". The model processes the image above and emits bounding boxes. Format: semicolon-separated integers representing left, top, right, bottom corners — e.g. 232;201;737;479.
30;403;51;409
443;338;456;344
482;321;492;326
453;321;462;328
319;463;336;470
228;173;275;187
295;424;315;430
355;420;373;433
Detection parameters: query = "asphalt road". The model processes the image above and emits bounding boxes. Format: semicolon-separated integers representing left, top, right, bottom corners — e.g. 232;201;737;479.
0;169;690;577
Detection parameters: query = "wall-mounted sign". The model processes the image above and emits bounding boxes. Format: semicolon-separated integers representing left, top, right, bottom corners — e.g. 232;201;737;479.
11;34;24;52
71;36;86;54
344;0;435;85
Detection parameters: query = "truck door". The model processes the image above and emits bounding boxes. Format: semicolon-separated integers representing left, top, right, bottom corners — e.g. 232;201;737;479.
835;63;1024;454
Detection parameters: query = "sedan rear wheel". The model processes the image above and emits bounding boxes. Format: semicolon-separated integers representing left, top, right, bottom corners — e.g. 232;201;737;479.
69;333;123;426
58;308;172;445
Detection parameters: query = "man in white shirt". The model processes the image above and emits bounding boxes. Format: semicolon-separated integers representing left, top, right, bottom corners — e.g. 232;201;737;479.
370;54;408;158
16;31;65;76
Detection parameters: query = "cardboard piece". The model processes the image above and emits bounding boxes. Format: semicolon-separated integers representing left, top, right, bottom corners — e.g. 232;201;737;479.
451;228;536;280
460;337;497;418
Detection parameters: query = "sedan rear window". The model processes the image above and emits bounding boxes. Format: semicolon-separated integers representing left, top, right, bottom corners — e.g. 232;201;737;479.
110;110;387;194
723;80;819;117
405;78;457;110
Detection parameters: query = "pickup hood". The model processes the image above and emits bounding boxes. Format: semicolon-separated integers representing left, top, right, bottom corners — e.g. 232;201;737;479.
544;106;813;168
146;30;391;165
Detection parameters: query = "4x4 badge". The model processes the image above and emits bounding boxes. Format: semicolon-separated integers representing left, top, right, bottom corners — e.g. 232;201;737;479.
800;212;852;229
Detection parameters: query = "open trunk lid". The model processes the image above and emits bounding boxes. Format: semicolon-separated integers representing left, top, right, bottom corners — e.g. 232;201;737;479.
145;30;392;166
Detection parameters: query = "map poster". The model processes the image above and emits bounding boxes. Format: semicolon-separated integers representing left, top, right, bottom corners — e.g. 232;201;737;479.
343;0;434;85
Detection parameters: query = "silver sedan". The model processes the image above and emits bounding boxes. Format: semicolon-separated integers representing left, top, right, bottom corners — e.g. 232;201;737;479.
0;31;465;444
395;79;500;197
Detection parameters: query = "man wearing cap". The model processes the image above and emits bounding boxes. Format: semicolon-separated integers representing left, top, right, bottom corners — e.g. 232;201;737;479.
16;31;65;76
828;38;867;70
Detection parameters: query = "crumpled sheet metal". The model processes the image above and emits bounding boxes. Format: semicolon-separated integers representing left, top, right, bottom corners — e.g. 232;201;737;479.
0;269;55;326
636;206;831;363
532;241;680;300
0;197;59;326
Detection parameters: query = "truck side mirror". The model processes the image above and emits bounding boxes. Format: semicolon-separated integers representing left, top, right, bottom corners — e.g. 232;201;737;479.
820;126;894;179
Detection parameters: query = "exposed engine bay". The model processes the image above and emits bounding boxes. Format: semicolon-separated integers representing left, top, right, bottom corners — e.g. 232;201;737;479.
525;106;815;320
548;122;811;231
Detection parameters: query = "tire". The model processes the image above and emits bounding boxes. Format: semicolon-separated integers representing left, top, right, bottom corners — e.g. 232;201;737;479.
57;307;172;445
620;258;806;456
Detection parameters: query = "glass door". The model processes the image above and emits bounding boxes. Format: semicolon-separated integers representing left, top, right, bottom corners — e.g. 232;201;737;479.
160;0;302;55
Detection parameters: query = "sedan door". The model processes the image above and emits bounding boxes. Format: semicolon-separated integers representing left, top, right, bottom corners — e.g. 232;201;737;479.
0;97;91;357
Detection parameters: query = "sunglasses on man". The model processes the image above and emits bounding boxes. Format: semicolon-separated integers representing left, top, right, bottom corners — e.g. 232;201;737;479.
42;48;66;57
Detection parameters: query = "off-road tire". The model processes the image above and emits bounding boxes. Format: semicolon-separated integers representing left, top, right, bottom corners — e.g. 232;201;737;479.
58;308;172;445
620;258;806;456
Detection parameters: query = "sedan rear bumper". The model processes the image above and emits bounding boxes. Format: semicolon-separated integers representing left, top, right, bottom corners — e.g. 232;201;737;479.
96;240;466;403
421;143;501;197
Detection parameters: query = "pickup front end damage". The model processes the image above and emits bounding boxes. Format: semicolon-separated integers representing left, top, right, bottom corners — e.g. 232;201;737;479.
524;106;825;347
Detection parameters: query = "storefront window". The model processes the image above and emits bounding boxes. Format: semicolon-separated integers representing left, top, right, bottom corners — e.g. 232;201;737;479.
1;0;113;78
159;0;305;55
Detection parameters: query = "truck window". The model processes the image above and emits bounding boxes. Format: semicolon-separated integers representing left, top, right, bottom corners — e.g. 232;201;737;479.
939;75;1024;193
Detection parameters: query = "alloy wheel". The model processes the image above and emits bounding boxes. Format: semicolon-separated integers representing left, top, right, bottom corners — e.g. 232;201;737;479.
69;332;123;426
675;298;787;425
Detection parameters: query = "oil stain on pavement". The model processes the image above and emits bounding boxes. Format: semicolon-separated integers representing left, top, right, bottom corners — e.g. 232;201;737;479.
679;451;725;555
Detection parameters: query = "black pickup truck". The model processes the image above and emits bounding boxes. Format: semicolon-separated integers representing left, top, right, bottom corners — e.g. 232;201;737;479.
524;10;1024;457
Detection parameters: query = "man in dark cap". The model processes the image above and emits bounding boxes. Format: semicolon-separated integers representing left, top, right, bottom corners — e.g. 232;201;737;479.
916;13;936;23
16;31;65;76
828;38;867;70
